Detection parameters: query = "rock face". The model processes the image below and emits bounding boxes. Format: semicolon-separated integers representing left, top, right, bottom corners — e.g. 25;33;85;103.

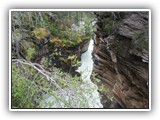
91;12;149;108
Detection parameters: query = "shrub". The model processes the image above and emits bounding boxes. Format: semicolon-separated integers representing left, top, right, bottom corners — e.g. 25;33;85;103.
12;59;101;108
32;28;50;40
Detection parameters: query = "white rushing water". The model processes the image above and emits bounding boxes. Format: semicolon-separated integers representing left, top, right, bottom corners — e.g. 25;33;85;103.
40;39;103;108
76;39;94;81
76;39;103;108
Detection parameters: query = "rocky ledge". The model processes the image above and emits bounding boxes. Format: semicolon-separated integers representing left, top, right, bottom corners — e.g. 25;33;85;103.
91;12;149;108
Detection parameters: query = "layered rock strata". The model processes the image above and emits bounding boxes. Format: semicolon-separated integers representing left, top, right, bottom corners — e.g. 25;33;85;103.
92;12;149;108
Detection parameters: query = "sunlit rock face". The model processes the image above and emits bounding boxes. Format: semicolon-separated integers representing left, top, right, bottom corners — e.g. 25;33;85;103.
91;12;149;108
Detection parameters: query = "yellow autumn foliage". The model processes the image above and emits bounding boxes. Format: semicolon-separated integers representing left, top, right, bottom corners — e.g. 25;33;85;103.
32;28;49;40
77;33;82;43
59;57;68;64
50;37;65;47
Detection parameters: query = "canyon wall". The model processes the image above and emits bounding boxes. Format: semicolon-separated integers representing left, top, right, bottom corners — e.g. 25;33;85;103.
91;12;149;108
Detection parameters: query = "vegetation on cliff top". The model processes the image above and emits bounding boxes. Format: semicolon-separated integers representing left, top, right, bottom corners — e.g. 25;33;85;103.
12;59;98;108
12;11;95;71
11;11;97;108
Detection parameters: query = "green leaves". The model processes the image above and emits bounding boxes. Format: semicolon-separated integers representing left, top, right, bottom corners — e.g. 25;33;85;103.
12;67;38;108
67;55;81;67
67;55;76;60
12;60;100;108
32;28;49;40
26;48;36;60
98;85;106;93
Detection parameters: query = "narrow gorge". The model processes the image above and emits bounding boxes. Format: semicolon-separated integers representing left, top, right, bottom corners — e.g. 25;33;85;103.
11;10;149;109
91;12;149;108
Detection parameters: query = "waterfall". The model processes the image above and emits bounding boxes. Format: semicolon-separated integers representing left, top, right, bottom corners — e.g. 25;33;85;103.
40;39;102;108
76;38;103;108
76;39;94;81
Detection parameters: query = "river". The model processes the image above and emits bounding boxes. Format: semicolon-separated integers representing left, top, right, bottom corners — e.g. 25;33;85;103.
76;39;103;108
40;30;103;108
40;38;102;108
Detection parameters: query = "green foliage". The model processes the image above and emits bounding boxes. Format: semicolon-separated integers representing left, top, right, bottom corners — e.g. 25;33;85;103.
12;11;95;64
58;54;81;71
102;16;121;34
26;48;36;60
49;24;60;37
32;28;49;40
92;72;108;93
82;19;93;37
67;55;81;67
102;18;113;32
11;12;99;108
12;63;40;108
98;85;106;93
92;72;101;83
135;27;149;51
12;59;98;108
108;95;114;101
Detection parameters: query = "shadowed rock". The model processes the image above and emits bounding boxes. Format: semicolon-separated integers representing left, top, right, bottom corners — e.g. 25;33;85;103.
91;12;149;108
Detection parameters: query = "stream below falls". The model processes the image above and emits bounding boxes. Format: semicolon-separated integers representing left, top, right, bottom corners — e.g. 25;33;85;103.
40;38;103;108
76;38;103;108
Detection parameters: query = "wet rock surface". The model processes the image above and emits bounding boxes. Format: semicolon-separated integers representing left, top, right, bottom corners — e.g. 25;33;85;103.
91;12;149;108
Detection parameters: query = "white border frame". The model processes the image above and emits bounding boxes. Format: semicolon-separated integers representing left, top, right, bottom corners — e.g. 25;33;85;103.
9;9;151;111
